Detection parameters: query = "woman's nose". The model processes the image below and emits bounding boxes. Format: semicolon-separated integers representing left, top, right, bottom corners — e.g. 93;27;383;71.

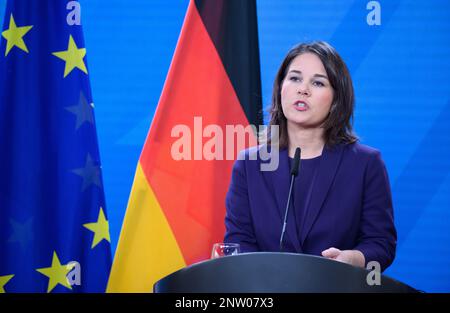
297;85;310;96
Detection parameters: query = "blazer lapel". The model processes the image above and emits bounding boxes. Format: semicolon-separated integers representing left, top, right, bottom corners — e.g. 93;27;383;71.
300;144;345;245
264;148;302;252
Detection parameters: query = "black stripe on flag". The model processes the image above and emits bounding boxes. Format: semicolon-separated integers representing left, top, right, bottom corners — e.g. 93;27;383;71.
195;0;263;127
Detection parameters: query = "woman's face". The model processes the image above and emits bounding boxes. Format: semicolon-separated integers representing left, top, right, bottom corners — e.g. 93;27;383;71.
280;52;334;130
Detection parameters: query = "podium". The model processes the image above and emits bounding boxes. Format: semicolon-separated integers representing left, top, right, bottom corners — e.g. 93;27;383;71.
154;252;416;293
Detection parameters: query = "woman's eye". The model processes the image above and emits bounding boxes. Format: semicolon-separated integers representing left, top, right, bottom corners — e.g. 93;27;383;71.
289;76;300;82
313;81;325;87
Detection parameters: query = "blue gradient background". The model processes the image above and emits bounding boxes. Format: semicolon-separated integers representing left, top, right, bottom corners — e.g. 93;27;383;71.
1;0;449;292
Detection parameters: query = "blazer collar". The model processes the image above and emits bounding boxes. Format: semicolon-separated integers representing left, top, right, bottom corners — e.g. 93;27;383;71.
300;144;344;245
266;148;301;252
263;144;345;249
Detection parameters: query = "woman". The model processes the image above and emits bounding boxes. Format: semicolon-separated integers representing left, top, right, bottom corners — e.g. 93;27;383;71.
224;41;397;271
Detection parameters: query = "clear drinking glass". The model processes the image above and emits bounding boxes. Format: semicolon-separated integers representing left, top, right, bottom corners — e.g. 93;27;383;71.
211;243;240;259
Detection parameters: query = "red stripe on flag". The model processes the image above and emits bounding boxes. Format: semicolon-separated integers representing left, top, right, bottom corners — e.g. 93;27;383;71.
139;1;256;265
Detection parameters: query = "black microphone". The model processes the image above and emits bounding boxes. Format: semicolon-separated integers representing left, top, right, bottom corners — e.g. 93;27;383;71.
279;147;301;252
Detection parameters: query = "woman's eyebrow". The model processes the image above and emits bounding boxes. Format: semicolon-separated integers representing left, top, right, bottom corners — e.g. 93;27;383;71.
313;73;329;80
288;70;328;79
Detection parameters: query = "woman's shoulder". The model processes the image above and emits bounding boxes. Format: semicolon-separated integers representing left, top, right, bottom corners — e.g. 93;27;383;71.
237;144;276;160
234;144;281;174
341;142;386;169
343;141;381;157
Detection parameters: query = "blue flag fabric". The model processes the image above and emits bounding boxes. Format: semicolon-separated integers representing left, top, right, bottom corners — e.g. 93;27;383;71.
0;0;111;292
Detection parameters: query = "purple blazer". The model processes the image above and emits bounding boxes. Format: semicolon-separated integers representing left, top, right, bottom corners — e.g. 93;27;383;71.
224;143;397;271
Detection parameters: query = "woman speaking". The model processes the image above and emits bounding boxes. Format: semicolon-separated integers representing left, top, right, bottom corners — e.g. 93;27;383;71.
224;41;397;272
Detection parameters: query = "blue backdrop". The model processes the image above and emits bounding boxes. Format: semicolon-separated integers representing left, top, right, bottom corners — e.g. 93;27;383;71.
1;0;449;292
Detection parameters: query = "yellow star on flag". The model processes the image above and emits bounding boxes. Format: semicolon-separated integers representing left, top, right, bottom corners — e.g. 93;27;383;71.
52;34;88;78
36;251;73;293
0;274;14;293
83;207;110;249
1;14;33;56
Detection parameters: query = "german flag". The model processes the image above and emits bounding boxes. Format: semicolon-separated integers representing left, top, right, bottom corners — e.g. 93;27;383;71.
107;0;262;292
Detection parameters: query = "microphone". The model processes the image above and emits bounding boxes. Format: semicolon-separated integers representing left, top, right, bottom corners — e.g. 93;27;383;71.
279;147;301;252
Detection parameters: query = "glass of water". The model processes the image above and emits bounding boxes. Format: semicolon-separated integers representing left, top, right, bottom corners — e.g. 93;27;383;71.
211;243;240;259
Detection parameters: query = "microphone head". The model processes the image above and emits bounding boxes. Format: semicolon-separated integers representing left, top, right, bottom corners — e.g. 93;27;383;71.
291;147;301;176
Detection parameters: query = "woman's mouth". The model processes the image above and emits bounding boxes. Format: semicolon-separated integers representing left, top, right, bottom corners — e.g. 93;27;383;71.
294;101;308;111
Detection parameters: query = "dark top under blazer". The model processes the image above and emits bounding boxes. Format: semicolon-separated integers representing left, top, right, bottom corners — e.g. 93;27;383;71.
224;142;397;271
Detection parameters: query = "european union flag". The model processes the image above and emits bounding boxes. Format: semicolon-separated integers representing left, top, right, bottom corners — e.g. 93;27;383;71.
0;0;111;292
